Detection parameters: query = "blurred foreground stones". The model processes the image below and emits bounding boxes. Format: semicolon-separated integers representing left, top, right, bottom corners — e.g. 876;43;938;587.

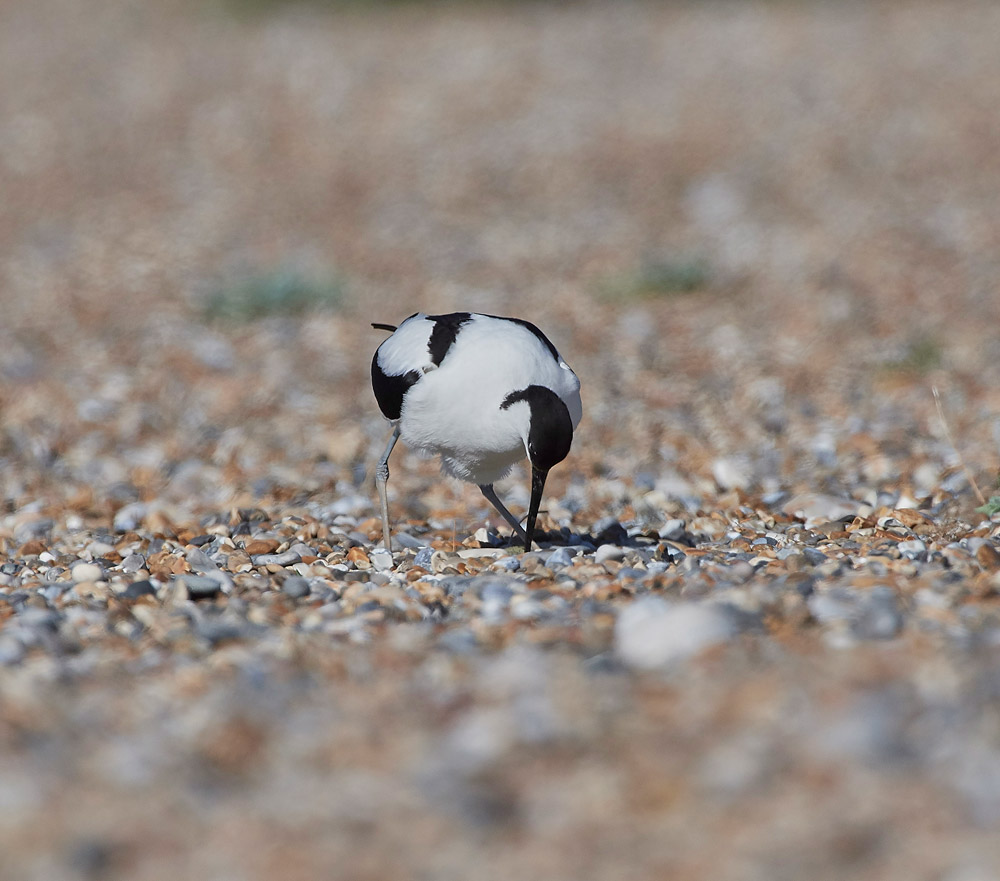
3;0;1000;879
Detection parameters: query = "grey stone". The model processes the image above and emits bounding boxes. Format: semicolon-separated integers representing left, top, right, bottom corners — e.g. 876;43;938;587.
545;547;574;569
394;533;426;550
802;547;829;565
437;627;479;654
477;579;516;605
413;547;434;568
492;556;520;572
177;574;224;598
121;554;146;573
282;577;311;599
16;607;61;629
185;548;219;573
851;587;904;640
39;584;63;603
0;635;24;665
122;580;157;600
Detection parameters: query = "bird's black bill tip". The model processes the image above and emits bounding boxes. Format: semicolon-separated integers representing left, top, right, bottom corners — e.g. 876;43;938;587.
371;322;397;332
524;466;549;553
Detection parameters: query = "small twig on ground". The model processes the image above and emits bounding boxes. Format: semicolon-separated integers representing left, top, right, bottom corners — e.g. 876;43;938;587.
933;385;986;506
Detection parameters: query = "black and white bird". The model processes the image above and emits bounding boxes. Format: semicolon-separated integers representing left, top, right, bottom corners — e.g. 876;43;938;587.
371;312;582;554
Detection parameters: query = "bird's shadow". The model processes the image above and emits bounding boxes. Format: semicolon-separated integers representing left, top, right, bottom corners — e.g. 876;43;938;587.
505;521;700;553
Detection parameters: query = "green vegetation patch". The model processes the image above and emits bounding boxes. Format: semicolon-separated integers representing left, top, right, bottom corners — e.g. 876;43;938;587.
598;255;711;302
203;267;347;323
883;336;944;375
976;496;1000;517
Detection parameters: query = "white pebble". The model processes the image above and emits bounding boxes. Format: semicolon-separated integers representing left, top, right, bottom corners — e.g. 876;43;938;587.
71;562;104;583
712;457;751;491
369;548;394;571
595;544;626;565
615;598;736;670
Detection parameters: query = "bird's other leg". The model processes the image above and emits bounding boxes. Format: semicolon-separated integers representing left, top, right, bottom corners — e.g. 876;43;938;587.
376;426;401;553
479;484;529;546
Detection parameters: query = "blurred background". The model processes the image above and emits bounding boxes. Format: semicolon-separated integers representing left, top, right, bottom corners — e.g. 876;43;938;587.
3;1;1000;879
4;0;1000;527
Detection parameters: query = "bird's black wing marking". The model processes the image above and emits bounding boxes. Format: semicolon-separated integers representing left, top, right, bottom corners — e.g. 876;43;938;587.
484;314;561;361
371;322;397;332
371;353;420;421
426;312;473;366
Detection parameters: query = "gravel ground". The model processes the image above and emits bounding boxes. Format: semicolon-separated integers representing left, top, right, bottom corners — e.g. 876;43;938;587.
4;0;1000;878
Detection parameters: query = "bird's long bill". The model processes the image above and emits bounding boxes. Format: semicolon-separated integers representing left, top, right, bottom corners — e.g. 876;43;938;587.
525;466;549;552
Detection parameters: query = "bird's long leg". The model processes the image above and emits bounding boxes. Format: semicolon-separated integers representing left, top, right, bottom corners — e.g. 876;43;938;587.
376;426;401;553
479;484;529;545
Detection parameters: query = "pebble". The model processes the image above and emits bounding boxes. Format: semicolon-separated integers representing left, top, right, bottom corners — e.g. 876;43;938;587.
615;598;738;670
897;539;927;561
808;588;858;625
0;634;25;665
851;587;904;640
393;533;427;550
658;519;687;541
186;548;219;573
712;457;751;490
476;579;517;605
413;547;435;569
492;556;520;572
113;502;147;532
781;493;862;526
122;580;157;600
121;554;146;573
253;551;303;567
545;547;574;569
282;577;311;599
595;544;626;565
71;562;104;583
176;574;224;599
802;548;829;565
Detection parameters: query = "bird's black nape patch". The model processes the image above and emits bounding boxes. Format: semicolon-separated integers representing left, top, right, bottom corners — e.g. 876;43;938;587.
485;314;561;361
371;353;420;421
501;385;573;470
426;312;473;366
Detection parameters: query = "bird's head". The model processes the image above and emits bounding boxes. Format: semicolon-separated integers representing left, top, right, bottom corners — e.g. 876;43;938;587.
501;385;574;550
